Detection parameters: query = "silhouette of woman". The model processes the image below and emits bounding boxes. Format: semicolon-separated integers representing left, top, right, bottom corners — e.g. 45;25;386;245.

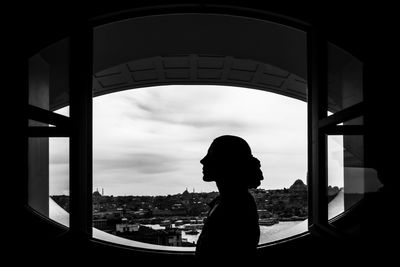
195;135;263;263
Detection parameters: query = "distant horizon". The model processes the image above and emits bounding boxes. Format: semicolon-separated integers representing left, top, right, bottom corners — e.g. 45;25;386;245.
50;178;327;197
90;178;309;197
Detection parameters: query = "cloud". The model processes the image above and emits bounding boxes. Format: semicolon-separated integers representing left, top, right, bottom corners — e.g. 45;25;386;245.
50;85;308;195
121;87;253;131
94;152;180;174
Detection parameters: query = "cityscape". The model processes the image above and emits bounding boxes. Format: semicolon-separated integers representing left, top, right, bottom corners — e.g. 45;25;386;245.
51;180;340;247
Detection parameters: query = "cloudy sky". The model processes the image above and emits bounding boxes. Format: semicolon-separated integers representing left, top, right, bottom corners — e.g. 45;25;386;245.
50;85;311;196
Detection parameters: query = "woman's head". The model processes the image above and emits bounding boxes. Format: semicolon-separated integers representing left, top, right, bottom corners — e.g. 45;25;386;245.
200;135;263;189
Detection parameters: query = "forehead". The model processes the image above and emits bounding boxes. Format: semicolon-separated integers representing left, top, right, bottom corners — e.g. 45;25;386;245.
205;143;222;159
206;142;243;159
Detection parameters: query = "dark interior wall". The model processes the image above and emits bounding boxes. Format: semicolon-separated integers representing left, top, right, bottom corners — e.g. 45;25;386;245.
92;14;307;78
9;1;397;265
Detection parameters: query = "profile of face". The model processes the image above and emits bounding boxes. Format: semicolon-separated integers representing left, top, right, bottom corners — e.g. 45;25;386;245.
200;135;252;183
200;143;221;182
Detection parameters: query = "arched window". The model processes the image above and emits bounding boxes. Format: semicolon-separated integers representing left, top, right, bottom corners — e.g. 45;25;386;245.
27;5;382;254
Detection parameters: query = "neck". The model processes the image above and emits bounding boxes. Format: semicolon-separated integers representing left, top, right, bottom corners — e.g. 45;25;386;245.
216;181;248;198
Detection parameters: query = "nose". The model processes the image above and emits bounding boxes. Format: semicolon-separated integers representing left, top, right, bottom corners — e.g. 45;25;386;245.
200;155;208;165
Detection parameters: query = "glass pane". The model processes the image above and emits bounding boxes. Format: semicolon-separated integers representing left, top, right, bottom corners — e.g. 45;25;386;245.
28;137;69;227
92;85;308;248
327;43;363;115
28;137;49;216
28;120;50;127
327;135;382;220
49;138;70;227
338;116;363;126
29;38;70;116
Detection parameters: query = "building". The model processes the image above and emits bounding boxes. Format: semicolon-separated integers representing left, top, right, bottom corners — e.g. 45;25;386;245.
289;179;307;193
116;225;182;247
116;221;140;233
92;219;108;230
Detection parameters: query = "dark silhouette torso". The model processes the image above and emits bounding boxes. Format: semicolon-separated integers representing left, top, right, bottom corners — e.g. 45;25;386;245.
195;191;260;261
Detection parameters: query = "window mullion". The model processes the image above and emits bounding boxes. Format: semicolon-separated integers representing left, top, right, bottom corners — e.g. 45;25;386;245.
28;105;71;128
69;23;93;238
28;126;70;137
319;102;364;129
324;125;364;135
308;26;328;229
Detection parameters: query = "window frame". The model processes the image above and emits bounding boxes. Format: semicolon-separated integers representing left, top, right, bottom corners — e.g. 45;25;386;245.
26;4;365;254
308;28;365;239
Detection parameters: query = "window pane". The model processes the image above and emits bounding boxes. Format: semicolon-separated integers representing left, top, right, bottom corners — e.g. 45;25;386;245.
92;85;308;248
28;137;49;216
29;38;70;116
49;138;70;227
28;120;50;127
338;116;363;126
28;137;69;228
327;43;363;115
327;134;382;220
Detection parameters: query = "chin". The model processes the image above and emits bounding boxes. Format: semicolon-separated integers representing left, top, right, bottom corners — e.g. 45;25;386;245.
203;175;214;182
